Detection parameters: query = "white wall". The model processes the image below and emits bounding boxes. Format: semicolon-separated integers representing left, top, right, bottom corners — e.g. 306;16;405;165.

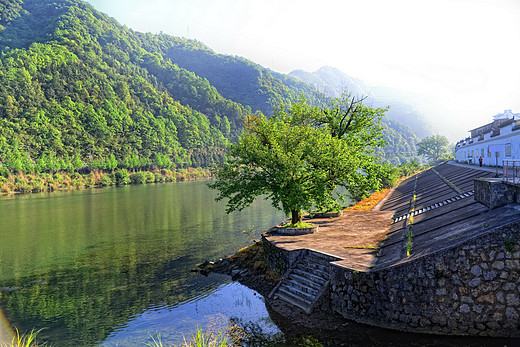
455;125;520;166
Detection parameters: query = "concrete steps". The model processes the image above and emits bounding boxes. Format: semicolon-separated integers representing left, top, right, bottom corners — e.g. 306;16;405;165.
269;252;330;314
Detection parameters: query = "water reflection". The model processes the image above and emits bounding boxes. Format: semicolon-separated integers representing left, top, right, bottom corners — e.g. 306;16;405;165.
0;182;284;346
102;276;281;346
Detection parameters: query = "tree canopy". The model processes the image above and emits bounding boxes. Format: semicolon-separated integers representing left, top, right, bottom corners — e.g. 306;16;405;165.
209;96;388;224
416;134;451;163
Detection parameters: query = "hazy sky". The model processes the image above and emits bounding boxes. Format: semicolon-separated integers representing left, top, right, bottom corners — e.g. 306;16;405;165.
85;0;520;140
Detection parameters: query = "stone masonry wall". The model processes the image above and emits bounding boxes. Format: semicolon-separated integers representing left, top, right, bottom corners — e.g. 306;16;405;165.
261;232;302;274
329;222;520;337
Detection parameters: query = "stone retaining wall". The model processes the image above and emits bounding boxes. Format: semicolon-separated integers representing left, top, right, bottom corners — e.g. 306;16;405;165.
264;224;520;337
262;232;302;274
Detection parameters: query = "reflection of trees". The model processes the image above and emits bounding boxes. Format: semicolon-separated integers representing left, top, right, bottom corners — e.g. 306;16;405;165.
0;257;225;346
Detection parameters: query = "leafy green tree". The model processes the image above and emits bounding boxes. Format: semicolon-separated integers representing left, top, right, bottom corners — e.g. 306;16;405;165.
106;154;118;173
72;154;83;171
209;97;387;224
417;135;450;163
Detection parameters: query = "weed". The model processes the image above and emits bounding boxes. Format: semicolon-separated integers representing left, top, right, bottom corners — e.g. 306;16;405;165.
406;276;415;285
434;269;449;279
242;226;256;242
1;328;46;347
345;245;378;250
144;328;230;347
504;237;517;253
353;270;364;280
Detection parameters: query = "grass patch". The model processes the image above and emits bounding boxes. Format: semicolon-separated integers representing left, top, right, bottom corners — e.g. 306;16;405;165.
344;245;378;250
144;328;230;347
1;328;47;347
281;222;314;228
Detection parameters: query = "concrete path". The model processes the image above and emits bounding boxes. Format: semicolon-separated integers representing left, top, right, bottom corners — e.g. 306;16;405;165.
447;160;503;175
265;162;520;273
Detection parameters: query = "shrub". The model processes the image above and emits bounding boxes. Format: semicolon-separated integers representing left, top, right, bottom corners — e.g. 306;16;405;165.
115;169;131;185
130;171;146;184
154;173;164;183
146;171;155;183
99;174;114;186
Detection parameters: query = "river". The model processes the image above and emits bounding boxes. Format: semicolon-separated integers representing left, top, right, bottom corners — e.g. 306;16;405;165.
0;181;287;346
0;182;515;346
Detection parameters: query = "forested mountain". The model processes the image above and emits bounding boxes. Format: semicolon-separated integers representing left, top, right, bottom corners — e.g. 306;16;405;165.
0;0;257;168
0;0;421;170
134;36;325;117
290;66;421;165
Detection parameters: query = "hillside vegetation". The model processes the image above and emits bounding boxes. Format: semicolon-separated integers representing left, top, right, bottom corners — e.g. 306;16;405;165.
0;0;421;176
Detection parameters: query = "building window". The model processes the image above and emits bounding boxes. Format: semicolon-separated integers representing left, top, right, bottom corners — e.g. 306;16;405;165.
481;149;484;157
506;143;512;157
487;147;491;157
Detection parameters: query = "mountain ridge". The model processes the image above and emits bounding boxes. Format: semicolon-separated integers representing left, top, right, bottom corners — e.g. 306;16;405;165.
0;0;423;169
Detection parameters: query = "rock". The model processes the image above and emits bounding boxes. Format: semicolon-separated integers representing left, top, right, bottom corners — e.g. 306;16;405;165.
502;282;516;291
506;307;519;319
483;270;498;281
468;278;481;287
459;304;471;313
471;265;482;276
506;293;520;306
492;261;505;270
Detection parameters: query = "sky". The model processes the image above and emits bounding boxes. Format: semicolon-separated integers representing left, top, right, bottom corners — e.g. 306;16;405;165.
85;0;520;141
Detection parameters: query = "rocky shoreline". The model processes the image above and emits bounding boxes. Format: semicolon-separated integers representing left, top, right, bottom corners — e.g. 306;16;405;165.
194;242;375;345
195;241;515;347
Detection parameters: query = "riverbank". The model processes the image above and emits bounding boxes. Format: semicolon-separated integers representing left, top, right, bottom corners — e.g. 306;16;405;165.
209;241;358;344
0;167;212;196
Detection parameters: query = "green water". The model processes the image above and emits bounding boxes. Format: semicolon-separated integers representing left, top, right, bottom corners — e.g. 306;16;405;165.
0;181;285;346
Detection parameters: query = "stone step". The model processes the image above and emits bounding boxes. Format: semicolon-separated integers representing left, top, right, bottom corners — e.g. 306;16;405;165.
279;282;316;301
276;287;313;312
298;259;328;272
293;268;328;284
295;262;329;278
288;273;323;290
284;277;319;296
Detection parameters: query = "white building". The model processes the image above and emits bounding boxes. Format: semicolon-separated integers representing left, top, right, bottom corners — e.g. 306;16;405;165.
455;109;520;166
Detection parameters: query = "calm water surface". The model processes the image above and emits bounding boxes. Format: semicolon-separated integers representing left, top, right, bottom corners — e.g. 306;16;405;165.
0;181;285;346
0;182;517;346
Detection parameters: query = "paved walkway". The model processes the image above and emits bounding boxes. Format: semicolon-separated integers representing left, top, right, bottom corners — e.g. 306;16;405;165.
447;160;503;175
264;211;394;271
265;162;520;272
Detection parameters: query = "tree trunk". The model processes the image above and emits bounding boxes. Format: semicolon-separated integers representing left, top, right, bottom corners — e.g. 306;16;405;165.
291;210;302;225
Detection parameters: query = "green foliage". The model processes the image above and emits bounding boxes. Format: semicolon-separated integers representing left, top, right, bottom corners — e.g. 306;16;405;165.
142;36;324;117
99;173;114;186
114;168;130;185
417;135;451;164
0;0;248;171
130;171;147;184
210;96;387;224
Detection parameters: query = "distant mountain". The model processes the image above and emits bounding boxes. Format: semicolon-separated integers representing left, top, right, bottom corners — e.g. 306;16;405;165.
289;66;435;139
289;66;422;165
289;66;371;98
0;0;326;169
138;37;324;116
0;0;426;169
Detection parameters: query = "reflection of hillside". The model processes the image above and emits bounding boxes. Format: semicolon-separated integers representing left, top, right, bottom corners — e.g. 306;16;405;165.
0;256;227;346
0;182;284;346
